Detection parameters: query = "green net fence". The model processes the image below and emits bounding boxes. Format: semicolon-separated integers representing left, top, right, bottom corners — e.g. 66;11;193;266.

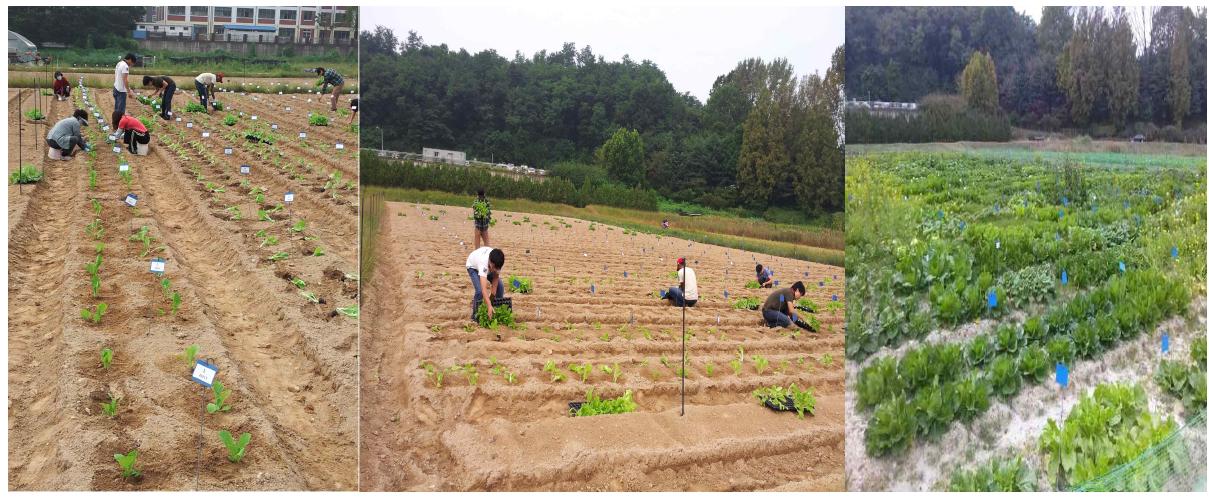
1075;411;1206;492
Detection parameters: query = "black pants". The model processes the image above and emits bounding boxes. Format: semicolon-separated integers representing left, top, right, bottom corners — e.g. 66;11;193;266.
47;137;84;156
195;81;210;109
160;83;176;119
123;130;151;153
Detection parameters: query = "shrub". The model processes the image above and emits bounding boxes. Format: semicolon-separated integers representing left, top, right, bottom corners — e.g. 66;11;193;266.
184;102;207;113
308;114;329;126
865;395;915;456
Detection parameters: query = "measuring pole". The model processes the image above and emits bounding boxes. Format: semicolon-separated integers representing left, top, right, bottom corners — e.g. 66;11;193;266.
196;388;204;491
18;89;24;195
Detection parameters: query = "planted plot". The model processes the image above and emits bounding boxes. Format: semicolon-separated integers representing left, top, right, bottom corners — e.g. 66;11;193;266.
7;80;359;490
361;202;846;490
845;152;1207;491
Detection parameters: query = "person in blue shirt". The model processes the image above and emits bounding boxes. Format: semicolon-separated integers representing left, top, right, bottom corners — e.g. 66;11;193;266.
756;264;773;288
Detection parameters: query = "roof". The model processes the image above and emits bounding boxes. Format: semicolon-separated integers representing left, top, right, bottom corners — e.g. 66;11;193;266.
8;31;37;50
223;24;276;32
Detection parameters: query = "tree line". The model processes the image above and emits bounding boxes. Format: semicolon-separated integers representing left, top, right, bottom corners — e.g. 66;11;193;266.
359;27;844;215
10;7;145;50
846;6;1206;140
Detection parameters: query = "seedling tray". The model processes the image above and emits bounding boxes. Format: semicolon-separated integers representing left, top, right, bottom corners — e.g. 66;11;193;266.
472;296;513;309
763;398;808;414
568;401;585;416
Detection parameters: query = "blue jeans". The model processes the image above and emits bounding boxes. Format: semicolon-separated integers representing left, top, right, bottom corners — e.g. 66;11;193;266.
112;89;127;114
665;287;697;307
160;83;176;118
763;309;792;328
468;268;504;319
195;81;210;109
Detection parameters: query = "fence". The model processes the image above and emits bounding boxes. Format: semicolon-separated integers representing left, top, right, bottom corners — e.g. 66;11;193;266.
1075;411;1206;492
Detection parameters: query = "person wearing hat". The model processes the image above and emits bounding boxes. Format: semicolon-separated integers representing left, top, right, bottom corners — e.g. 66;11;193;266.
52;71;71;101
45;109;91;160
112;53;138;127
315;67;345;111
662;258;698;307
142;75;176;120
761;281;815;332
194;72;223;112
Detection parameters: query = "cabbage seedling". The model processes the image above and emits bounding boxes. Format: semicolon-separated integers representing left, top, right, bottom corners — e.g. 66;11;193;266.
81;303;108;324
268;252;289;262
336;306;358;317
91;198;102;216
569;363;593;382
100;348;113;369
170;292;181;315
730;359;742;375
114;450;140;479
218;430;251;463
260;236;279;247
100;394;119;418
182;344;198;367
290;219;307;232
312;246;324;256
753;355;770;375
206;380;232;413
299;291;319;304
291;278;307;289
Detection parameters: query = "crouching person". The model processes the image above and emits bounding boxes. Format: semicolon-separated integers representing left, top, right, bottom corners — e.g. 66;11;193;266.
45;109;90;160
762;281;815;332
663;258;698;307
114;114;151;154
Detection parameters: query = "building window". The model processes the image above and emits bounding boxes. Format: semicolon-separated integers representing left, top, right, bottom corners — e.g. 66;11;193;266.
279;9;296;21
167;6;185;16
237;8;253;18
302;11;315;22
190;6;207;17
319;12;332;25
213;26;225;35
169;26;176;31
334;30;350;41
214;7;231;17
334;12;347;24
279;28;295;39
258;8;275;22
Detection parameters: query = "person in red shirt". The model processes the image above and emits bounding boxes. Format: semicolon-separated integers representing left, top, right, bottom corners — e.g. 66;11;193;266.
114;114;151;153
52;71;70;100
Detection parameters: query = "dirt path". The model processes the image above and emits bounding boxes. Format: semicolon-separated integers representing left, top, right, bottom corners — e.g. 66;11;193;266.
361;202;846;490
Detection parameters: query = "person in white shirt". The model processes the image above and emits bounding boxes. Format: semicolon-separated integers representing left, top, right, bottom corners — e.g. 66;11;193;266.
194;72;223;112
466;246;506;320
112;53;137;127
663;258;698;308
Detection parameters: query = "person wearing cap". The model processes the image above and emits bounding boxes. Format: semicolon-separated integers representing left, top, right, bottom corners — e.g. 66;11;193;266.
52;71;70;100
466;246;506;320
662;258;698;307
761;281;814;332
315;67;345;111
142;75;176;120
349;97;359;124
45;109;91;160
112;53;138;127
195;72;223;112
113;114;151;153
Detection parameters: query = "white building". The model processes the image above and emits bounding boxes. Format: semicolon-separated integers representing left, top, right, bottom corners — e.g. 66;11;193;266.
422;148;468;166
136;6;355;44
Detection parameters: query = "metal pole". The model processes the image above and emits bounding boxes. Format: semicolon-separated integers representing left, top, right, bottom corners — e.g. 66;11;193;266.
18;89;24;195
681;257;686;417
196;388;204;491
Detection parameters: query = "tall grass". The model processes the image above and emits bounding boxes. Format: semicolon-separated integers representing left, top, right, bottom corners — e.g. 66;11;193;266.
360;189;386;284
7;72;357;94
17;48;358;78
367;187;845;266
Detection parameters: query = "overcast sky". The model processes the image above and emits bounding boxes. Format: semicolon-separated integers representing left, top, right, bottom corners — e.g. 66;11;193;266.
364;2;844;101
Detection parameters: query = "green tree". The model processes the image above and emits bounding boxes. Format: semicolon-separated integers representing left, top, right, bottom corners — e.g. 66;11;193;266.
1168;17;1192;127
1059;7;1107;127
737;90;787;209
961;51;1001;114
595;128;645;187
1105;10;1140;129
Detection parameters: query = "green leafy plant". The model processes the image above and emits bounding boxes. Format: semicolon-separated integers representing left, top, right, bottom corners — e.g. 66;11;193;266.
182;344;198;367
312;246;324;257
101;348;113;369
949;457;1037;491
84;219;105;240
206;380;232;413
572;388;637;416
114;450;141;479
507;275;533;293
184;102;207;113
268;252;289;261
475;302;516;329
865;395;915;456
336;305;359;317
290;219;307;232
80;303;108;324
222;114;238;126
732;297;761;310
543;360;567;382
308;114;329;126
218;431;251;463
9;164;43;184
569;363;593;382
24;108;45;120
99;393;120;418
753;355;770;375
988;355;1022;397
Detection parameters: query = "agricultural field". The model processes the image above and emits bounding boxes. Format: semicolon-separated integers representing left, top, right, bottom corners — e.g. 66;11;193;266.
360;200;847;490
7;77;359;490
844;151;1207;491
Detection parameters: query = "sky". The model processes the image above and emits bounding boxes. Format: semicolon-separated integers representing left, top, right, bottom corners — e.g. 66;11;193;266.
364;1;844;102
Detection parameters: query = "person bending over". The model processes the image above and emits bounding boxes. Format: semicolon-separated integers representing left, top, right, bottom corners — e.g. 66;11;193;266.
114;114;151;153
194;72;223;112
762;281;814;332
142;75;176;120
756;264;773;288
466;246;506;320
315;67;345;111
663;258;698;308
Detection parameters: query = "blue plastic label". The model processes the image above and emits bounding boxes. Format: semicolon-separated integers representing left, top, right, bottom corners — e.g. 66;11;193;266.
1061;270;1068;285
1056;363;1069;388
987;290;997;309
1162;334;1169;354
191;360;218;388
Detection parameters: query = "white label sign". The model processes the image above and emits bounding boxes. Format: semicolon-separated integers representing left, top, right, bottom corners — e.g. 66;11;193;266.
251;115;258;120
149;258;165;274
284;191;295;203
351;105;358;111
240;165;250;175
176;117;182;122
224;148;233;155
119;163;129;172
271;124;278;130
202;132;210;138
285;107;292;111
191;360;218;387
102;125;110;131
335;143;344;150
124;193;138;207
186;122;193;128
298;132;307;139
112;146;121;154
